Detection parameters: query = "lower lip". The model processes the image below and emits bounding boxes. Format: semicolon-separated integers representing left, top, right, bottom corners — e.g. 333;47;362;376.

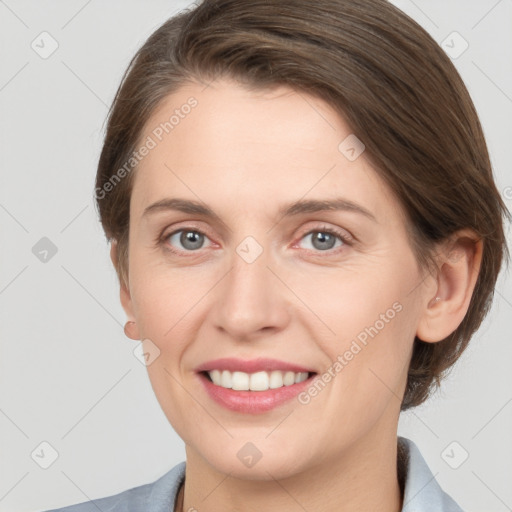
197;372;317;414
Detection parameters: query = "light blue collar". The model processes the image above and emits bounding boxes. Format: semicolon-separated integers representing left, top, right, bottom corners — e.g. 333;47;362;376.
399;436;464;511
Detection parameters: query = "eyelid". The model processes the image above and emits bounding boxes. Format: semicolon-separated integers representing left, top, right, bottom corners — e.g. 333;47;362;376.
157;222;355;255
293;223;354;246
156;221;216;248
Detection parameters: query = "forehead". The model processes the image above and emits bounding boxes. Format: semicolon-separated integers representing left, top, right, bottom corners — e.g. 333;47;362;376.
130;78;403;226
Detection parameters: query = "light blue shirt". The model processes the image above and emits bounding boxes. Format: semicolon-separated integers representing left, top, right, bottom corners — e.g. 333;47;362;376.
43;436;464;511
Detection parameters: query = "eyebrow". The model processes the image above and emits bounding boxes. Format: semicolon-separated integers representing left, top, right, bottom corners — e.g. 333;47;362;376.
142;197;377;222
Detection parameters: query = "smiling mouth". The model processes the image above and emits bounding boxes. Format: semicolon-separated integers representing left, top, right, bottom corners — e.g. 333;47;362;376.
200;370;317;391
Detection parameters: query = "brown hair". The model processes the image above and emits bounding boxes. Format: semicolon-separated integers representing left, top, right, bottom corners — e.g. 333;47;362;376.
95;0;510;411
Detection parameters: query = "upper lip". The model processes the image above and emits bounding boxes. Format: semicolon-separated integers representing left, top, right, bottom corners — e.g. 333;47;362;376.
195;358;316;374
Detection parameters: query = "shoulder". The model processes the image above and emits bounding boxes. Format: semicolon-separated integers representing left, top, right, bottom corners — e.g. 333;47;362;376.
399;436;465;512
42;461;186;512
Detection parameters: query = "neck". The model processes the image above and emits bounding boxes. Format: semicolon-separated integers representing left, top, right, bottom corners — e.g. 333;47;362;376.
179;433;404;512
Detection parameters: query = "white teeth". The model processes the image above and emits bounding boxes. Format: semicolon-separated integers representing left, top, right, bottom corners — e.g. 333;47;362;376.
210;370;222;386
269;370;284;389
250;371;269;391
232;371;250;390
283;371;296;386
220;370;232;388
206;369;310;391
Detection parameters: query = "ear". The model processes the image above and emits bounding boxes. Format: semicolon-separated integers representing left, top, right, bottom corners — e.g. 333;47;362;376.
110;240;140;340
416;229;483;343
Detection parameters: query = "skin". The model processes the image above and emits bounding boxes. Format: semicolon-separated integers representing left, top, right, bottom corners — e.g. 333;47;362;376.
112;78;482;512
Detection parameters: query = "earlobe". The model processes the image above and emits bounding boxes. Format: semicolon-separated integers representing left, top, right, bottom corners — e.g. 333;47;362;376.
110;241;140;340
416;229;483;343
124;321;140;341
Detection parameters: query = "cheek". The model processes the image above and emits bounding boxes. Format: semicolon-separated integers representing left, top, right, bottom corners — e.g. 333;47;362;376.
129;255;210;337
129;267;208;439
304;307;414;450
311;257;419;408
296;262;409;347
326;301;417;426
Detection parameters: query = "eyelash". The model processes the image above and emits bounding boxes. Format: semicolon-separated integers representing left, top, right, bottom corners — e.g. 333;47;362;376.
157;224;353;257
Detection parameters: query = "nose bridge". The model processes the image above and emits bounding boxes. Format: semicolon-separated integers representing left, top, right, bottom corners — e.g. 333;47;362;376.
213;233;289;338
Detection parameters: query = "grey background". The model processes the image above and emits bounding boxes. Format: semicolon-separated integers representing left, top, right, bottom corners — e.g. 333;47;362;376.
0;1;511;511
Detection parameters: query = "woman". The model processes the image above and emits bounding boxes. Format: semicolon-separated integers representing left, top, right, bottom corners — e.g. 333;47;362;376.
46;0;510;511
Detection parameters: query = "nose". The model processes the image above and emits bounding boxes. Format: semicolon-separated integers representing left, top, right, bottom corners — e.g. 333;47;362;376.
211;241;291;342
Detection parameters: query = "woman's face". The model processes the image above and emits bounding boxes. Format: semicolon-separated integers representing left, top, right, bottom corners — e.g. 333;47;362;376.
121;78;434;478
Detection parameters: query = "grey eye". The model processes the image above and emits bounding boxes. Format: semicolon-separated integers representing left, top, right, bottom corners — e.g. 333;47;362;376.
168;230;209;251
300;231;344;251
